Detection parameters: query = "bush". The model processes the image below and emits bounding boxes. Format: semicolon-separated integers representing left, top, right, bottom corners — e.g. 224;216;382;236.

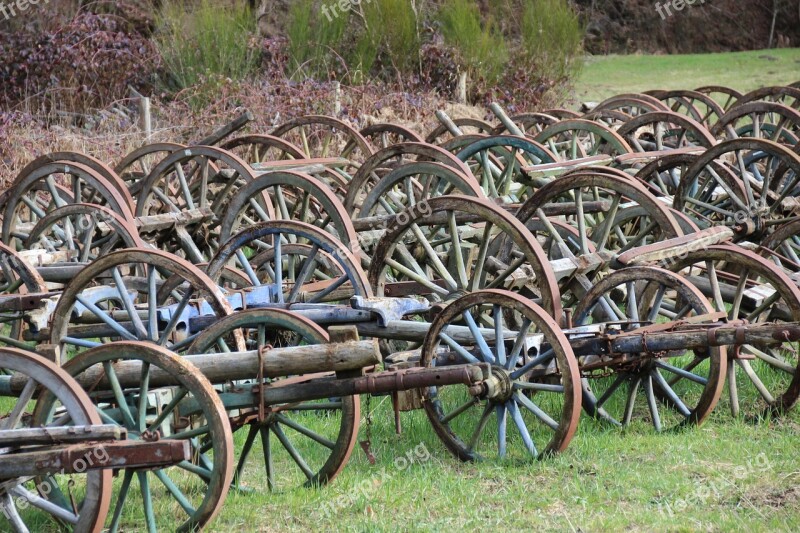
286;0;349;78
155;0;259;96
363;0;422;77
519;0;584;84
438;0;508;86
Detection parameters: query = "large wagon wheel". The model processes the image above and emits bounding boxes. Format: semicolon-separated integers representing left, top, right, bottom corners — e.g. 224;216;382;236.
207;221;372;303
23;203;143;266
1;347;110;532
534;119;632;161
0;243;46;350
19;152;135;214
343;142;473;215
694;86;742;111
34;342;233;532
188;308;360;491
645;89;725;128
710;101;800;145
218;170;358;251
425;117;495;144
270;115;374;165
455;135;558;201
114;142;185;196
760;217;800;274
592;93;670;117
358;123;424;149
732;86;800;110
368;195;562;320
616;111;717;152
581;108;633;129
668;245;800;418
220;134;305;164
48;248;235;358
420;290;581;461
135;146;257;261
573;266;726;431
673;138;800;235
2;162;134;249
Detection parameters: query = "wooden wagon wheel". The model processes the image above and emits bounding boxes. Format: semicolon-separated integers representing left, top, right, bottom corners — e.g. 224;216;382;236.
368;195;562;320
270;115;374;164
48;248;235;358
694;86;742;111
710;101;800;145
491;113;559;136
188;308;360;491
645;89;726;128
592;93;670;117
581;108;633;129
426;117;496;144
616;111;717;152
1;347;111;532
573;266;726;431
732;86;800;111
208;220;372;304
420;290;581;461
218;170;358;251
668;245;800;418
534;119;632;161
34;342;233;532
114;142;186;197
542;108;581;120
220;134;306;164
760;217;800;275
358;123;424;149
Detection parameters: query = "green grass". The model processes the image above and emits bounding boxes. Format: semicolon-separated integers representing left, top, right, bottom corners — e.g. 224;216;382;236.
575;48;800;103
199;399;800;531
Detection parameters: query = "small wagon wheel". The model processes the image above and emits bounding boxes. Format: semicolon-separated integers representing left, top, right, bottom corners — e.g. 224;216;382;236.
2;162;134;249
207;220;372;303
358;123;425;149
270;115;374;164
34;341;233;532
368;195;562;320
694;86;742;111
188;308;360;491
710;101;800;145
645;89;725;128
220;134;306;164
616;111;717;152
2;347;111;532
114;142;185;196
491;113;559;136
425;117;496;144
581;108;633;129
668;245;800;418
542;108;581;120
218;170;357;250
592;93;670;117
573;266;726;430
534;119;632;160
633;151;701;196
420;290;581;461
49;248;235;358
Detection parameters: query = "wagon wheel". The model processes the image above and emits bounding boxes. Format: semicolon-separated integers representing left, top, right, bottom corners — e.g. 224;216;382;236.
673;139;800;235
34;342;233;532
592;94;670;117
420;290;581;461
19;152;135;214
492;113;559;136
573;266;726;431
425;117;495;144
135;146;257;261
270;115;374;165
1;347;110;532
114;142;185;196
208;220;372;303
343;142;473;215
455;135;558;201
358;123;424;149
645;89;725;127
616;111;717;152
694;86;742;111
580;109;633;129
633;151;701;196
220;134;305;164
1;162;134;248
668;245;800;418
732;86;800;111
534;119;632;161
48;248;235;359
188;308;360;491
760;217;800;275
368;195;562;321
710;102;800;145
23;203;143;267
218;170;358;252
542;108;581;120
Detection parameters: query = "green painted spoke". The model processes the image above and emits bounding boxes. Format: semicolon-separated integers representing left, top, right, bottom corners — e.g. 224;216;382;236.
154;468;196;516
271;423;314;481
276;413;335;449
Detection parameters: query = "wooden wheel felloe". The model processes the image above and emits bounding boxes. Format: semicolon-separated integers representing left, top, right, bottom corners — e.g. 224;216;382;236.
114;142;185;195
271;115;374;164
616;111;717;152
220;134;305;164
534;119;633;160
420;290;581;461
710;101;800;145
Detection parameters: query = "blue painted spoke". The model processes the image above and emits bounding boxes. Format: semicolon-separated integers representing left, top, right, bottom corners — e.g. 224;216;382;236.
462;312;494;363
506;318;532;370
159;288;194;347
511;348;554;380
438;332;480;364
496;404;507;458
75;294;137;341
514;391;559;431
493;305;506;367
509;401;538;457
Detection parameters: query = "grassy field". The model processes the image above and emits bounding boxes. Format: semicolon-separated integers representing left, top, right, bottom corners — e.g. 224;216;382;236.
575;48;800;103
